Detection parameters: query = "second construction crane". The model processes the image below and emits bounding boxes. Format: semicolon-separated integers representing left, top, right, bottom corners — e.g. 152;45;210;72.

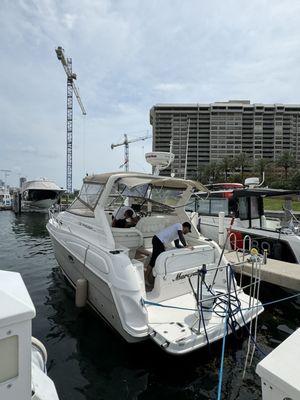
111;133;152;172
55;46;86;193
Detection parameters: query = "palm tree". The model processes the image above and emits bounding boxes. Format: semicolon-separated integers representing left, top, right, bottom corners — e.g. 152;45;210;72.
206;161;222;184
254;158;273;179
276;151;296;180
233;153;252;180
220;156;234;182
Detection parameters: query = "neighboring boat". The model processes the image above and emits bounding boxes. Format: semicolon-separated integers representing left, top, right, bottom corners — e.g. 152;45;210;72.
0;269;59;400
21;178;64;211
0;186;12;210
47;169;263;355
191;180;300;264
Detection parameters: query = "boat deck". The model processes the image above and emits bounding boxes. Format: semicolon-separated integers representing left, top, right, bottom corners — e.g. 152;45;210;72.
145;290;255;347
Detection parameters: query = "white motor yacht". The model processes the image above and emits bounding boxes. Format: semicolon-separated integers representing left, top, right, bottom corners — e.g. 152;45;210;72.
0;186;12;210
47;171;263;355
21;178;64;211
0;269;59;400
191;181;300;264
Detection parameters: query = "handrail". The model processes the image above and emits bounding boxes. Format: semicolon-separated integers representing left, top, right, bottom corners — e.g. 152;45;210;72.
228;232;237;251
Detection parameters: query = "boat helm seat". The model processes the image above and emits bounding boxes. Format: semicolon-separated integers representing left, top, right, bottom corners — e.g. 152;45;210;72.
151;245;215;302
112;227;143;258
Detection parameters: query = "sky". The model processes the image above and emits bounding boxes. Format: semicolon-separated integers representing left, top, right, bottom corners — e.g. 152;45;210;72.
1;0;300;189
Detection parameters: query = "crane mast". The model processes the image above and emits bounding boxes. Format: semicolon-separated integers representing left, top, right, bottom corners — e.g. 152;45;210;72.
111;133;152;172
55;46;86;193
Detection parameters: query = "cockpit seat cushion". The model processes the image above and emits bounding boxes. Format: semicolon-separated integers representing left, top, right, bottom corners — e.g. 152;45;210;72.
152;244;214;277
112;227;143;250
135;215;178;236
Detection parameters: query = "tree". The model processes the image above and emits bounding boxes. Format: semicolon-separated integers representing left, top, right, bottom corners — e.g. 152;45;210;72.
276;151;296;180
253;158;273;180
219;156;235;182
233;153;252;180
197;162;222;184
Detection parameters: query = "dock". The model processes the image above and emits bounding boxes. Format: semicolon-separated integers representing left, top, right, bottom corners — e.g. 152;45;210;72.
224;250;300;292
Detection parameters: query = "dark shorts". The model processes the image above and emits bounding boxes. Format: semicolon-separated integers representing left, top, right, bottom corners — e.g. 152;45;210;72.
149;235;165;268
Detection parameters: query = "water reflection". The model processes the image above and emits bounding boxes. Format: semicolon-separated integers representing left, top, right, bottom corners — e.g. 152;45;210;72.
12;212;49;238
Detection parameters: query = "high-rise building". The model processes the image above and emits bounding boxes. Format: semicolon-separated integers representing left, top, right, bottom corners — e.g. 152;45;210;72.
19;177;26;189
150;100;300;178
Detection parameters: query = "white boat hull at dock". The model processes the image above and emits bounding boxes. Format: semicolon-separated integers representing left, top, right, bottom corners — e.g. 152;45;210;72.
22;198;58;211
47;171;264;355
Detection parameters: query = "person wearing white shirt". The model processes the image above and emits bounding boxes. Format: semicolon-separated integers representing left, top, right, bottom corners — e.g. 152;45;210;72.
145;221;193;288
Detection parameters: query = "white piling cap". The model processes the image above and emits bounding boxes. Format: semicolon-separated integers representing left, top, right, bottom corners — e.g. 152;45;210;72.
0;270;35;327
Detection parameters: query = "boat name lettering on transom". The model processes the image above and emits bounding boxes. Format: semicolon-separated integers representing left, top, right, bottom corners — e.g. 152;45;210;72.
173;271;198;281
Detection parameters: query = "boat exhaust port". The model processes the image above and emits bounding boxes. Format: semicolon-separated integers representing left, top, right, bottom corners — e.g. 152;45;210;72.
75;278;88;307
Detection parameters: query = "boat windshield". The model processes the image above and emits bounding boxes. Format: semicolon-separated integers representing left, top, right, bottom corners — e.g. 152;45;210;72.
105;182;184;214
67;183;104;217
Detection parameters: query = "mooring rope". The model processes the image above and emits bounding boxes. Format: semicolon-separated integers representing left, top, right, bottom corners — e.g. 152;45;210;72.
142;291;300;314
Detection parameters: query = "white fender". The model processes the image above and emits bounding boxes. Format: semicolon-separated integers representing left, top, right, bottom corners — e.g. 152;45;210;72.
75;278;88;307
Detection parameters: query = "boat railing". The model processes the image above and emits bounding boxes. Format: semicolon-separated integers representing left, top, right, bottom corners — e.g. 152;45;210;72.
49;204;61;221
242;235;252;261
228;232;237;251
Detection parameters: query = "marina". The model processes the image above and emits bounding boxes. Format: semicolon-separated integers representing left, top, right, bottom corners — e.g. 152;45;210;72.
0;210;299;399
1;2;300;399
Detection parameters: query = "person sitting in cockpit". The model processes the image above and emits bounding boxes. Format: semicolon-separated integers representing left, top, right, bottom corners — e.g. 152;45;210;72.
112;209;139;228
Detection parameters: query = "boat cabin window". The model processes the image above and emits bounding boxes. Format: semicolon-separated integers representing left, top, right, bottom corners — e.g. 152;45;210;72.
238;197;248;220
150;187;185;207
250;196;260;219
197;198;229;216
67;183;104;217
238;196;262;221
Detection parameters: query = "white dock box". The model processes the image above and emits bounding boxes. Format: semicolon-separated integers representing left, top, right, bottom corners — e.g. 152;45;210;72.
256;328;300;400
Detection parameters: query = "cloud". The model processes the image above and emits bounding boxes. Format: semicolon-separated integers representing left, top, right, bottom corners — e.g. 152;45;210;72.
154;83;186;92
21;145;38;155
1;0;300;187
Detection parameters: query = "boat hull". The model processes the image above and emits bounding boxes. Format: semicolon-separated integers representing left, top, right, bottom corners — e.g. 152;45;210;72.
48;229;146;344
22;199;57;211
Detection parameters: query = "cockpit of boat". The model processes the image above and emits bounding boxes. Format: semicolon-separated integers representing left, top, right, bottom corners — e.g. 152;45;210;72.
65;172;208;264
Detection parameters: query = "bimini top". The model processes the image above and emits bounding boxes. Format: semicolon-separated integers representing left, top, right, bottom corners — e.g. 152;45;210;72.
84;172;208;192
233;188;300;198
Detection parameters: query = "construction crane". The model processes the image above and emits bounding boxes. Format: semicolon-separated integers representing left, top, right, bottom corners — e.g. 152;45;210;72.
55;46;86;193
0;169;11;187
111;133;152;172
